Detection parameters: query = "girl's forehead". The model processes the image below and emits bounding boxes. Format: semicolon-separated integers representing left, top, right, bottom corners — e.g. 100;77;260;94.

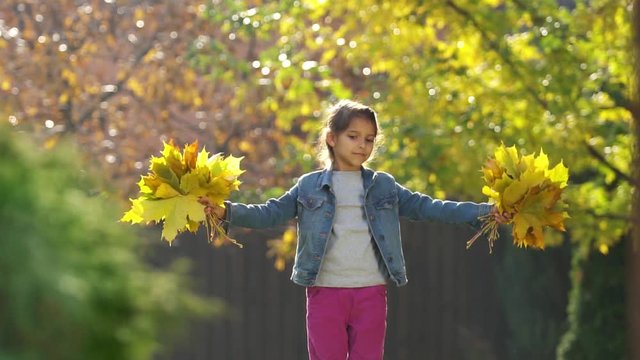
345;116;376;133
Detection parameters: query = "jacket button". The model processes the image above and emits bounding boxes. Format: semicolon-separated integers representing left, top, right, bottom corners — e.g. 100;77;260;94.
369;215;375;221
387;256;393;263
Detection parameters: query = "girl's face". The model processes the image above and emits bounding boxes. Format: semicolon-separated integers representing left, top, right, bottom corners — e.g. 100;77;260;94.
327;116;376;171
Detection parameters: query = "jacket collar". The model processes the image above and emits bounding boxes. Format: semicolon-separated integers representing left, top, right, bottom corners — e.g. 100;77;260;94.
317;165;376;191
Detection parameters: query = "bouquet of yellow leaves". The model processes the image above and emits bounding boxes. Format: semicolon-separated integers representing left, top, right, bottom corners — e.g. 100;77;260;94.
467;144;569;253
121;140;244;247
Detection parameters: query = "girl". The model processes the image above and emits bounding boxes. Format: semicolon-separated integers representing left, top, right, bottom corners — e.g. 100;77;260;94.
201;99;508;360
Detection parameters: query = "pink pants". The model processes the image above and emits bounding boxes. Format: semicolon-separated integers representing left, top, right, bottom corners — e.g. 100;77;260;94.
306;285;387;360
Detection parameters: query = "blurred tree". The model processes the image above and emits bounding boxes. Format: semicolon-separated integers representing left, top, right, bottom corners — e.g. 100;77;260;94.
0;124;216;360
3;0;630;249
0;0;299;197
194;0;633;251
630;1;640;359
556;237;628;360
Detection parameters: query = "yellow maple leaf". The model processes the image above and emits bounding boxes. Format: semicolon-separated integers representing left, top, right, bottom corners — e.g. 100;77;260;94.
140;175;162;194
513;212;544;248
155;182;182;199
534;148;549;169
494;144;520;178
149;195;205;243
547;161;569;188
482;158;503;186
121;198;144;224
502;179;529;211
179;171;205;196
150;156;181;192
122;192;205;243
161;140;186;178
183;140;199;171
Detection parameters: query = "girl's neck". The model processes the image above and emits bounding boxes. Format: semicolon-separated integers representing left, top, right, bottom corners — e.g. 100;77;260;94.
332;165;360;173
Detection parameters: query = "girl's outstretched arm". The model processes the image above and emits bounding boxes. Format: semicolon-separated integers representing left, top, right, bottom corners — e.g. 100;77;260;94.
395;183;492;226
222;184;300;229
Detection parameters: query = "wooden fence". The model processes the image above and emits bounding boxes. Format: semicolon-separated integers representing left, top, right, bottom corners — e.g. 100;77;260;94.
154;219;508;360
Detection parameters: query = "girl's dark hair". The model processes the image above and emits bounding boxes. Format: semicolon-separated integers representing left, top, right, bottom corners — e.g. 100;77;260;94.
317;99;383;168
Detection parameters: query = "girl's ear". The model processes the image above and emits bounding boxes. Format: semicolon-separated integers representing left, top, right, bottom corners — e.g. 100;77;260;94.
326;131;336;148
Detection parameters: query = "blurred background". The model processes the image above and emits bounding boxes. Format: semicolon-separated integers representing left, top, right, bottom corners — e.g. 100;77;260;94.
0;0;638;359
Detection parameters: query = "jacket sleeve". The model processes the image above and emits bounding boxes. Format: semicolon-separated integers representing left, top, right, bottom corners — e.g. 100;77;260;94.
224;183;299;229
395;182;492;227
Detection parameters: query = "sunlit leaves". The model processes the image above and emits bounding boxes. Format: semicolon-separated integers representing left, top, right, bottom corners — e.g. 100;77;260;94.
122;140;244;244
0;0;261;196
204;0;632;260
267;226;297;271
0;0;633;266
473;144;569;251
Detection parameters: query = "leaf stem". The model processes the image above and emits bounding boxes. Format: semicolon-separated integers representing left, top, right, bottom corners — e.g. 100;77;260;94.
206;213;243;248
466;214;500;254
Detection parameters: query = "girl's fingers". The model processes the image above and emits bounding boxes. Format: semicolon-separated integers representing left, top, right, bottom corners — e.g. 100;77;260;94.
490;206;512;224
198;197;225;218
495;212;512;224
203;204;225;219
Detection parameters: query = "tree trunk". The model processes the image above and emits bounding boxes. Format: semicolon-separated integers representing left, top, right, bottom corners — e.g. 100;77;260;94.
630;2;640;359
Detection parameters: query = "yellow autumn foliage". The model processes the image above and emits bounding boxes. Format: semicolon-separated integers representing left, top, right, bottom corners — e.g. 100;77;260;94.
267;227;297;272
469;144;569;252
121;140;244;245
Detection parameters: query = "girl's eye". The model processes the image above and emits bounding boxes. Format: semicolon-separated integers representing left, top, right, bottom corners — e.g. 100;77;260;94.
366;138;375;143
348;135;357;140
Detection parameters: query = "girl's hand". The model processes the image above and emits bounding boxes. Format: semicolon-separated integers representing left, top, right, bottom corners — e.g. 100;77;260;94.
491;206;512;224
198;196;227;219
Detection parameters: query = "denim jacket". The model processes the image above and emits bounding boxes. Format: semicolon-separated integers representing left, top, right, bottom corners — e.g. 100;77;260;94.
226;167;492;287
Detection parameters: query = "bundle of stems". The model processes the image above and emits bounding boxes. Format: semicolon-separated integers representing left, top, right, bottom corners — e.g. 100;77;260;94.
204;210;242;248
466;213;501;254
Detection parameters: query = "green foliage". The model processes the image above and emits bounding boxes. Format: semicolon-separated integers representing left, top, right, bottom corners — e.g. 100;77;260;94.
0;127;217;360
197;0;633;252
1;0;631;252
557;238;627;360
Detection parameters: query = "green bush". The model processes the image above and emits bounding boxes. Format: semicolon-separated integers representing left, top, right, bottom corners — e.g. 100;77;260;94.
0;128;217;360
